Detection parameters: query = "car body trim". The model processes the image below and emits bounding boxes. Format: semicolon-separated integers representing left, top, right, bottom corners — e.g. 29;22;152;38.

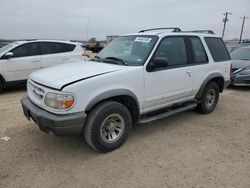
85;89;140;114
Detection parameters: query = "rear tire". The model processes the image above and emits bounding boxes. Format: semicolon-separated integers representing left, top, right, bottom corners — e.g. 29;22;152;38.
0;80;3;93
84;101;132;152
197;82;219;114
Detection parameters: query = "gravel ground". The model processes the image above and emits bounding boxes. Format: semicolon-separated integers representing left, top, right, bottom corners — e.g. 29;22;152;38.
0;87;250;188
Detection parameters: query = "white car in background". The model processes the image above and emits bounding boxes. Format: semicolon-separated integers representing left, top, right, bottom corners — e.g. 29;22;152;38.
0;40;87;92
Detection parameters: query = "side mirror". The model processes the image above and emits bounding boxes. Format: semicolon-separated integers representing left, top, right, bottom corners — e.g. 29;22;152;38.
4;52;14;59
149;57;168;70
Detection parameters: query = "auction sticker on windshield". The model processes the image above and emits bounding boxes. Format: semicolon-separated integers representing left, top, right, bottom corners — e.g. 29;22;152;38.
135;37;152;43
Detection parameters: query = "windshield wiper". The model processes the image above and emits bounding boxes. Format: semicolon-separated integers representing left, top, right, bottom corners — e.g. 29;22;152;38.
238;59;250;61
103;57;129;66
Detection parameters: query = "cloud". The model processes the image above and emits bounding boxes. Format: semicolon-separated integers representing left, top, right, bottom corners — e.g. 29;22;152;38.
0;0;249;40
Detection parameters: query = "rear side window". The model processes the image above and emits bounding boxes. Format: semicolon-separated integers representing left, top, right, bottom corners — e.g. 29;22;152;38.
10;42;40;58
205;37;230;62
40;42;76;55
63;43;76;52
189;37;208;64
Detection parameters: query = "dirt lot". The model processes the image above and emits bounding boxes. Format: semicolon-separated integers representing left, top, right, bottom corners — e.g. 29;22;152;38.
0;87;249;188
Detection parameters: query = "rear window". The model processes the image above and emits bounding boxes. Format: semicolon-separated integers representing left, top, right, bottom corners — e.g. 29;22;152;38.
204;37;230;62
40;42;76;55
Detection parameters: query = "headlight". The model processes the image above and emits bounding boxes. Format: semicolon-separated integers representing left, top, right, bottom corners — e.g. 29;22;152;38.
239;68;250;75
44;92;75;109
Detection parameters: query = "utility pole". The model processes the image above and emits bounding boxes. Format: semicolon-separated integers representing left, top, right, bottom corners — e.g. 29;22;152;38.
86;18;90;41
222;12;232;39
239;16;248;43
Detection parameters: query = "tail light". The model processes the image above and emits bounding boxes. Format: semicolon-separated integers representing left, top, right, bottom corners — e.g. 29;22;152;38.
82;52;90;58
230;63;232;76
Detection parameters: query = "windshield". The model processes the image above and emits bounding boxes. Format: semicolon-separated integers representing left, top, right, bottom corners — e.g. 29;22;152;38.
231;48;250;60
96;35;158;66
0;44;14;54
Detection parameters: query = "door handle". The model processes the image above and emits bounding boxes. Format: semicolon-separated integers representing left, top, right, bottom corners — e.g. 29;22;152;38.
31;60;40;63
186;70;192;76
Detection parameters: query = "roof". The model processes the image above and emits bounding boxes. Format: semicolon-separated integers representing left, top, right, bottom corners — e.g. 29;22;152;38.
9;39;82;46
123;32;219;38
123;28;219;38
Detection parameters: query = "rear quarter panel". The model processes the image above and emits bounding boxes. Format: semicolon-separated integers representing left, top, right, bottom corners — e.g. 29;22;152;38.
192;37;231;94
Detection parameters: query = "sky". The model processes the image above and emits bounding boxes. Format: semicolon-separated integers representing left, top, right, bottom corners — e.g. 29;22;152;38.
0;0;249;40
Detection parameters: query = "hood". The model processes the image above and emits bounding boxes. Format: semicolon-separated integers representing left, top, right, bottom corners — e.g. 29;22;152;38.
30;61;127;90
231;59;250;69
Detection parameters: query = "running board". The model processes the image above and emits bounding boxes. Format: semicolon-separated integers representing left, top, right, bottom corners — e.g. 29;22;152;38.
139;103;197;124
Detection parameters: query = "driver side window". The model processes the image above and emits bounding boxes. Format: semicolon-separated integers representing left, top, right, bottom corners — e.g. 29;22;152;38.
153;37;187;67
10;43;40;58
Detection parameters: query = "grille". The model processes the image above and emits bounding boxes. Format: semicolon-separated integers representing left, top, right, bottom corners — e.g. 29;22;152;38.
28;81;45;101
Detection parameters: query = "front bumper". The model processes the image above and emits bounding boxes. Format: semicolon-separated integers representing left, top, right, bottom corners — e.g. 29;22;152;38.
231;74;250;86
21;96;87;136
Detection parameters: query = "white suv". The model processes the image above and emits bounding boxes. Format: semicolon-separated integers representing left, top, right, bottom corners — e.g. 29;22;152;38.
21;28;231;152
0;40;87;92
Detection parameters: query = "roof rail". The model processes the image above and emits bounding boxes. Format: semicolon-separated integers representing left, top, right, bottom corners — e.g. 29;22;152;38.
23;39;37;41
139;27;181;33
180;30;215;34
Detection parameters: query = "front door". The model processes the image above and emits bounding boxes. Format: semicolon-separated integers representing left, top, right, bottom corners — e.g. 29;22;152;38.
144;36;193;112
2;42;41;81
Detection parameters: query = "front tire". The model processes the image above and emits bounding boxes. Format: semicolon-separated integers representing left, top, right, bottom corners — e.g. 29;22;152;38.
84;101;132;152
197;82;220;114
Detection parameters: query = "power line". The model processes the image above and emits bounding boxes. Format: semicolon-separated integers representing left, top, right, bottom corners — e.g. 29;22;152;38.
239;16;248;43
222;12;232;39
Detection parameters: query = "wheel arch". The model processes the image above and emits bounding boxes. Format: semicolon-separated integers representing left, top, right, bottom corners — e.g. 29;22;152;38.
196;73;225;99
0;74;6;87
85;89;140;122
